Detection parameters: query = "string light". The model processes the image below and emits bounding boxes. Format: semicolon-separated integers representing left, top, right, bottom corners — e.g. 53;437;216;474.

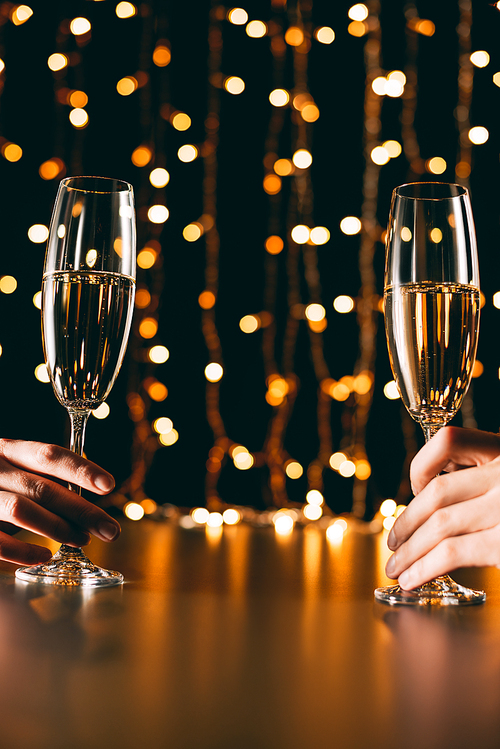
246;21;267;38
269;88;289;107
2;143;22;162
117;77;138;95
70;17;91;35
340;217;362;235
227;8;248;25
224;76;245;94
315;27;335;44
116;2;136;18
149;168;170;187
177;144;198;162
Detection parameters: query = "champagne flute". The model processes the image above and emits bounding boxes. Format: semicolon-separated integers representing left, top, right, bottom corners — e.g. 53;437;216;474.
374;182;485;605
15;176;136;586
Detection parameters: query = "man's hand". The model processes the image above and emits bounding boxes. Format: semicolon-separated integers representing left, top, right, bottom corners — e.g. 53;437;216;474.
385;427;500;589
0;438;120;565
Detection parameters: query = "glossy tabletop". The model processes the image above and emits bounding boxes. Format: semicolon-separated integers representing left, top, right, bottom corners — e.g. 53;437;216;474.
1;520;500;749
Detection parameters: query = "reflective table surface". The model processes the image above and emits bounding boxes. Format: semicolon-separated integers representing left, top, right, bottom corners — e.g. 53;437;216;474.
1;520;500;749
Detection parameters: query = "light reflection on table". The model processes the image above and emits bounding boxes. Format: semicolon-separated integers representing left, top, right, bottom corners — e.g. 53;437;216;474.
0;521;499;749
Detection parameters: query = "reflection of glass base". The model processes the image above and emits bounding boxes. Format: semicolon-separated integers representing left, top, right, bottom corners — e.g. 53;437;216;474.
15;545;123;587
374;575;486;606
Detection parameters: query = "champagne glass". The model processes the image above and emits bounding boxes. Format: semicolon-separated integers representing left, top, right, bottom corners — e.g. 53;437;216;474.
374;182;485;605
15;176;136;586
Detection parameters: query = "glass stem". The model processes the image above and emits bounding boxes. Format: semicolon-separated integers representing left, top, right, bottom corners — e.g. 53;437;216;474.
59;410;90;556
423;423;443;443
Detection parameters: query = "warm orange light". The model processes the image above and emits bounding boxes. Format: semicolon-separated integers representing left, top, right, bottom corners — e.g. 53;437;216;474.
227;7;248;25
340;217;361;235
472;360;484;378
331;383;350;401
137;248;157;269
2;143;22;162
348;3;369;20
69;90;88;108
263;174;282;195
205;363;224;382
274;158;294;176
285;461;303;479
171;112;191;131
135;288;151;308
153;46;171;66
309;227;330;245
426;157;447;175
301;104;320;122
353;372;372;394
407;18;435;36
265;236;284;255
116;76;138;96
132;146;153;167
468;126;489;145
183;223;203;242
285;26;304;46
455;161;471;179
69;109;88;128
348;21;367;37
305;303;326;322
198;291;216;309
147;381;168;401
139;318;158;339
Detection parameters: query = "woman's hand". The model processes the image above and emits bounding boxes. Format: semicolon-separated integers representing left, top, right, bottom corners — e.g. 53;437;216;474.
385;427;500;589
0;438;120;565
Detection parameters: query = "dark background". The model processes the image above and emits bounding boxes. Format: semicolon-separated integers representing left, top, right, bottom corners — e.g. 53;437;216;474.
0;0;499;517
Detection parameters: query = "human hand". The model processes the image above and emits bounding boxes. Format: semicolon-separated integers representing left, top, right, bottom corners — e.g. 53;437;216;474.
0;438;120;566
385;427;500;589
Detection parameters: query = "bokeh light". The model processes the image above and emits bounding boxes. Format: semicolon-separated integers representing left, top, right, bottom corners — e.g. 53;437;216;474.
148;205;169;223
47;53;68;71
426;157;447;174
303;504;322;520
383;380;400;400
224;76;245;94
70;17;91;35
124;502;144;521
315;26;335;44
0;276;17;294
205;363;224;382
370;146;390;165
468;126;489;144
149;168;170;187
309;227;330;245
265;236;284;254
291;225;310;244
305;304;326;322
183;223;203;241
269;88;290;107
292;149;313;168
263;174;281;194
28;224;49;243
306;490;324;506
470;50;490;68
380;499;397;517
153;46;171;66
172;112;191;131
285;27;304;46
178;144;198;162
116;2;136;18
69;109;89;128
92;403;110;420
149;345;170;364
227;7;248;24
34;363;50;383
117;76;138;95
333;295;355;313
2;143;22;162
239;315;260;333
285;461;303;479
348;3;369;21
139;318;158;338
132;146;153;166
198;291;216;309
11;5;33;25
246;20;267;38
340;216;362;235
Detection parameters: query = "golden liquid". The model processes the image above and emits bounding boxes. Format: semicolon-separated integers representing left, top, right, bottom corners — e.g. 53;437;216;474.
384;282;480;425
42;271;135;410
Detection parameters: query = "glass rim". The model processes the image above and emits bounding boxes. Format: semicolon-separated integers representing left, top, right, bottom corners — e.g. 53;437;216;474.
60;176;133;194
393;181;468;201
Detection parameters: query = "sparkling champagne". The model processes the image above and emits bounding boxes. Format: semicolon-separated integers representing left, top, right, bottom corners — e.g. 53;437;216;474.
42;271;135;410
384;281;480;425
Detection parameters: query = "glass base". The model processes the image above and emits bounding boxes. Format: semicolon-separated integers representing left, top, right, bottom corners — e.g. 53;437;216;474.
374;575;486;606
15;545;123;587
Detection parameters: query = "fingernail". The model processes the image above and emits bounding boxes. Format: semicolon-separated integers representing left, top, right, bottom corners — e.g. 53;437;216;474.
387;528;396;549
94;474;115;492
399;571;411;589
385;555;396;577
97;520;119;541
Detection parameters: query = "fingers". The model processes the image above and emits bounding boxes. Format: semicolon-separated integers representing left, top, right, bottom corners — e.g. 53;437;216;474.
0;439;115;494
394;526;500;590
0;492;91;548
410;427;500;495
389;458;500;551
0;532;53;566
386;492;500;580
